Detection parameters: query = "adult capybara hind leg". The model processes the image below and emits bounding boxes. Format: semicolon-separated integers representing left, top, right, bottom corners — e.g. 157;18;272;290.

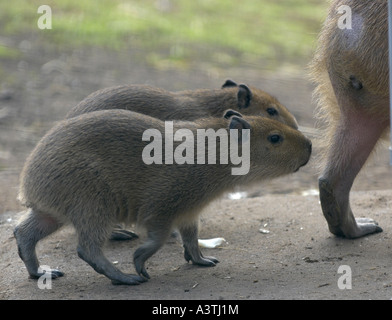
311;0;389;238
14;209;64;279
318;104;387;238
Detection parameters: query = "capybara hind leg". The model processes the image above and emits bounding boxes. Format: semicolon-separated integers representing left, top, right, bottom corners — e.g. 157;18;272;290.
14;209;64;279
76;236;145;285
179;221;218;266
319;110;386;238
319;178;382;238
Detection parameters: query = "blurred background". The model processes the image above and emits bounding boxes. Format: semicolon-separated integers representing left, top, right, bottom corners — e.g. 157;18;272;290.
1;0;391;214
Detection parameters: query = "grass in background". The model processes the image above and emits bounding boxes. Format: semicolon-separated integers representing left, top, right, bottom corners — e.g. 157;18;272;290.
0;0;327;68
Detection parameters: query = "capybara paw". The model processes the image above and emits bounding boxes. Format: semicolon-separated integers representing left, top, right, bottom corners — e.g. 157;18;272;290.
204;256;219;264
111;274;146;285
354;218;383;236
29;268;64;280
109;228;138;241
134;259;150;280
191;256;219;267
331;217;383;239
184;247;219;266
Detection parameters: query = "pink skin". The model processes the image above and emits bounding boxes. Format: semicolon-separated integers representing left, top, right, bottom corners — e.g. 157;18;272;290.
319;106;388;238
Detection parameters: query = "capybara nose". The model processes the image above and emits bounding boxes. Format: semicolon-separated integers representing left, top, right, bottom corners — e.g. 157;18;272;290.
299;139;312;169
294;139;312;172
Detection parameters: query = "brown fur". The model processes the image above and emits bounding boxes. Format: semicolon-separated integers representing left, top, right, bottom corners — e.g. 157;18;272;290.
67;80;300;241
309;0;389;238
66;80;299;129
14;109;311;285
310;0;389;162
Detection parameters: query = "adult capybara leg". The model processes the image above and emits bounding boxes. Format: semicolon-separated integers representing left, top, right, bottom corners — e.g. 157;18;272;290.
179;221;218;266
319;105;387;238
311;0;389;238
14;209;64;279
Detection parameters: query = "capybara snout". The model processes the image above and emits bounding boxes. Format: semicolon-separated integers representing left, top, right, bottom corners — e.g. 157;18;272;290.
297;139;312;171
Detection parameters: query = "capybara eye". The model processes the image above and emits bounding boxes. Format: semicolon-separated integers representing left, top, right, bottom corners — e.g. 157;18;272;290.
268;134;282;144
267;107;278;116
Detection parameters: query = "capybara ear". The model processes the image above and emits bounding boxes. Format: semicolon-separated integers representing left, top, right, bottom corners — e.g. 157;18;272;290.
223;109;243;119
222;79;238;88
237;84;252;109
229;116;251;143
229;116;251;130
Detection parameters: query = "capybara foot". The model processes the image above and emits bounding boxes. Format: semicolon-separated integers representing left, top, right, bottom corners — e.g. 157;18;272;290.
319;177;383;238
111;274;146;285
352;218;383;237
184;248;219;266
28;268;64;280
330;218;382;239
133;249;151;280
109;226;138;241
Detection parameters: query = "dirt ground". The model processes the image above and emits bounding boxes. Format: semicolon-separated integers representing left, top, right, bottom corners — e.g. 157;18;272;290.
1;191;392;300
1;41;392;300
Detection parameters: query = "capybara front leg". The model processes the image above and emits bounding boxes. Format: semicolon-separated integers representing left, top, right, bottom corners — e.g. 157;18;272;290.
179;221;219;266
77;242;145;285
319;111;386;238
